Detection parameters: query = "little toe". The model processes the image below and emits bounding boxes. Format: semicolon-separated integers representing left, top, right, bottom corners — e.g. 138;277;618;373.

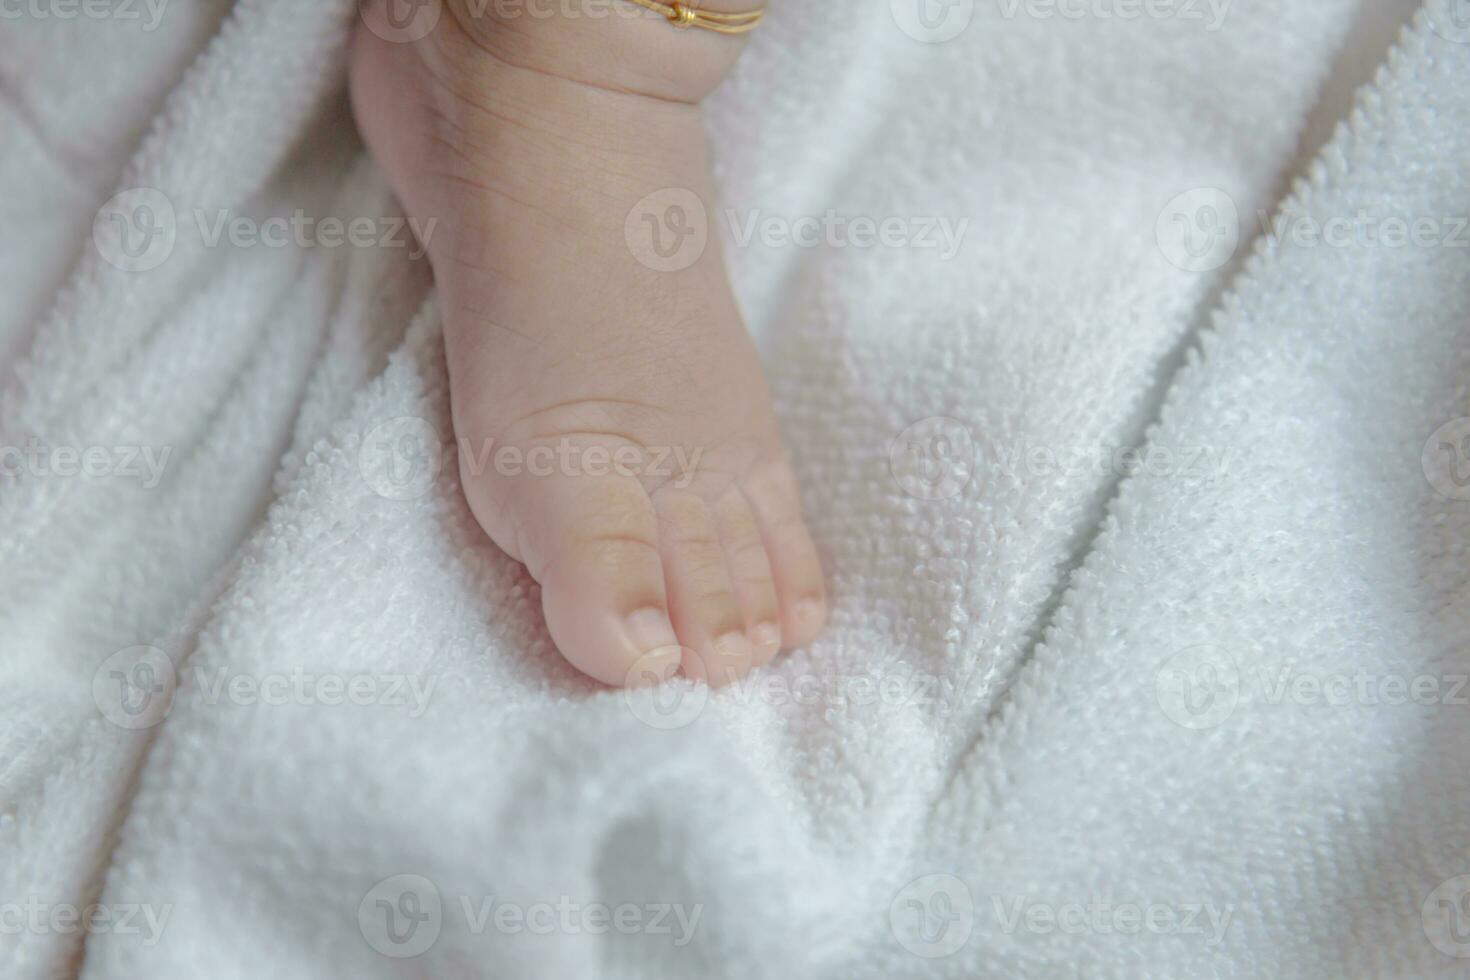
741;461;828;650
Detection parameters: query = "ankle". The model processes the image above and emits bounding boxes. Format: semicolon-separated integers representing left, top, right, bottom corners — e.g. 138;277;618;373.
404;48;731;346
422;54;712;247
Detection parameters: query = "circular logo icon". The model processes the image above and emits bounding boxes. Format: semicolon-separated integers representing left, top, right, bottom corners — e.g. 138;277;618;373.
359;416;443;500
1156;188;1240;273
890;0;975;43
1155;644;1239;730
622;648;708;730
1426;0;1470;44
890;873;974;958
92;645;177;730
889;416;975;500
359;0;442;43
625;188;708;273
1423;874;1470;958
359;874;443;958
1423;417;1470;501
93;187;177;273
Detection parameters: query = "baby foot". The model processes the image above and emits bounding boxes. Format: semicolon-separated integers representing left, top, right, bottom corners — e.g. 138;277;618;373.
350;0;826;686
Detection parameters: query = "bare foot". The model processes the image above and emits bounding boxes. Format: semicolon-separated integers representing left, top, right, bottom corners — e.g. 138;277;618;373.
350;0;826;687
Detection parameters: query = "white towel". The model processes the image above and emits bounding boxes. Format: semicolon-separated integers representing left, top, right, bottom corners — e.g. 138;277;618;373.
4;0;1466;977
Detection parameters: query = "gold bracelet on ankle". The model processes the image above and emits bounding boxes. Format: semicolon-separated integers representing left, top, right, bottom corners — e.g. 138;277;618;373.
621;0;765;34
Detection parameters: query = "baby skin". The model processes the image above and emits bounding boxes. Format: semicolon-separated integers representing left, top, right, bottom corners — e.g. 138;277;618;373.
350;0;826;687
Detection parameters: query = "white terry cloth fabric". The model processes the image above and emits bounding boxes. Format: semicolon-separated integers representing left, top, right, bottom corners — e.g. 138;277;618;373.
2;0;1465;976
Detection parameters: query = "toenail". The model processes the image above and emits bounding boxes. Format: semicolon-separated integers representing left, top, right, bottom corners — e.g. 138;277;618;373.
625;608;679;656
794;598;824;629
705;633;752;686
751;622;781;651
713;632;752;661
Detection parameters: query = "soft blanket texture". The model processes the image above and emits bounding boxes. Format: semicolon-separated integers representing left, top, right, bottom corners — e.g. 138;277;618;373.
3;0;1467;977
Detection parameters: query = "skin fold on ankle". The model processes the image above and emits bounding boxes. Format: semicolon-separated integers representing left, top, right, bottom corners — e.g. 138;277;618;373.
440;0;762;102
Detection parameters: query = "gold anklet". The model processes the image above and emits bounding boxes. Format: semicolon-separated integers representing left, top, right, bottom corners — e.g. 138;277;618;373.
621;0;765;34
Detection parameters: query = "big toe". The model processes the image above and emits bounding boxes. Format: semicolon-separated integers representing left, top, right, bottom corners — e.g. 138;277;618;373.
519;474;682;688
